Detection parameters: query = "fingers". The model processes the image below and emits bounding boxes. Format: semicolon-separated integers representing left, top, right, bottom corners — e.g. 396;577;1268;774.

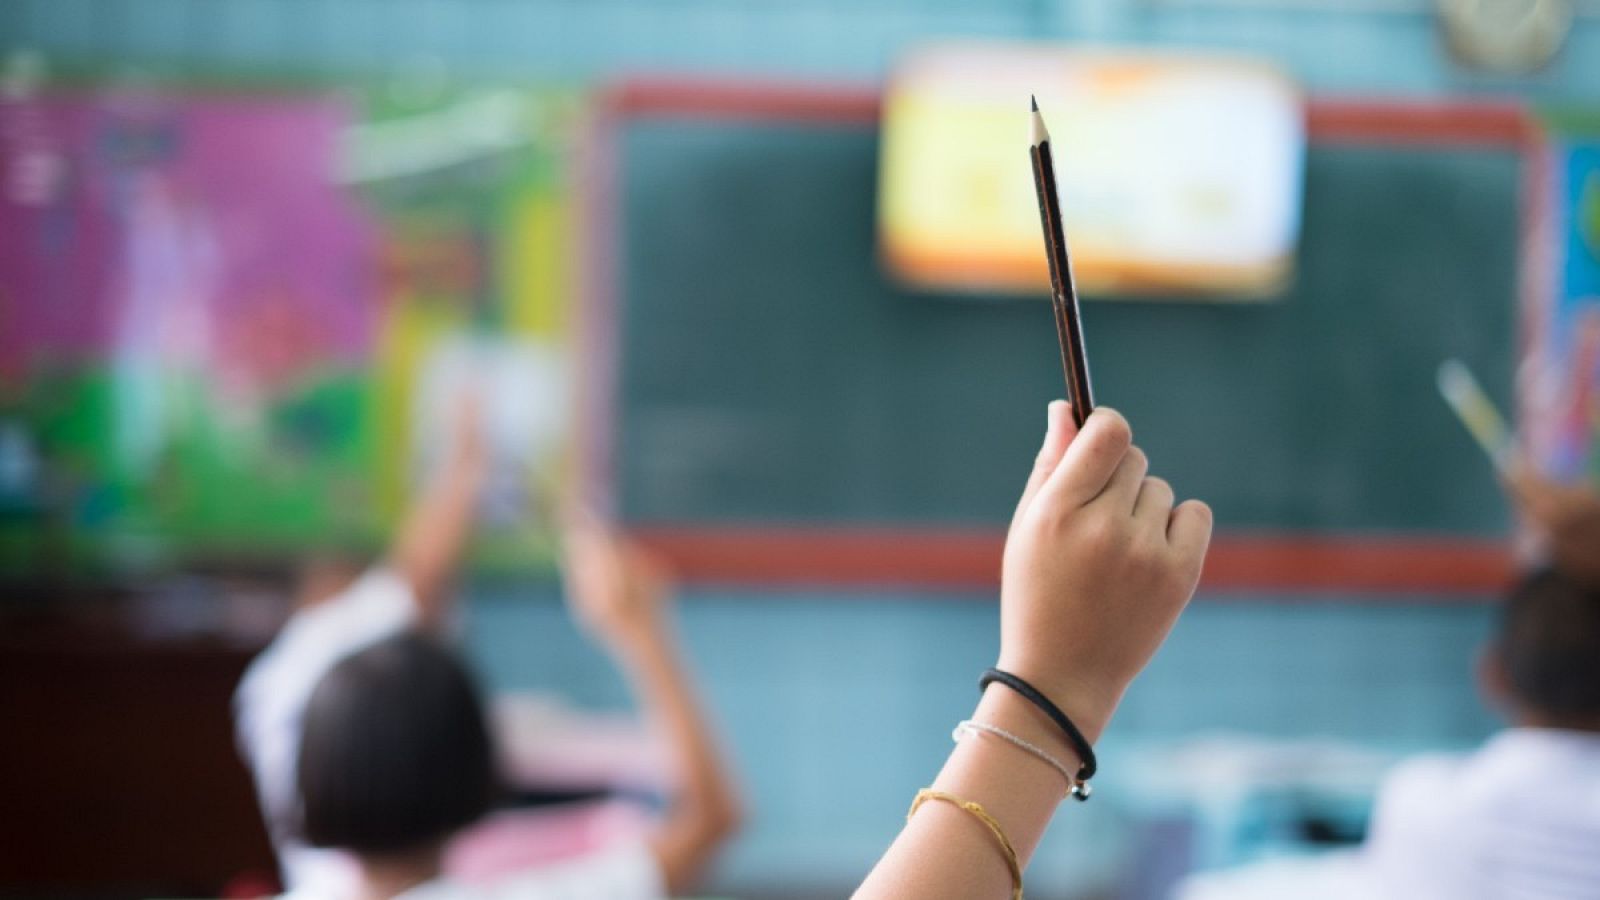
1094;446;1149;514
1167;499;1214;572
561;510;620;588
1010;401;1077;533
1505;467;1579;531
1503;463;1546;509
1133;476;1174;526
1036;407;1133;510
1020;404;1210;575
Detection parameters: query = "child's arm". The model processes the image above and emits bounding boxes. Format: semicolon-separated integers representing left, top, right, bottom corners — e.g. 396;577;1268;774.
562;523;743;894
855;404;1211;899
387;394;489;626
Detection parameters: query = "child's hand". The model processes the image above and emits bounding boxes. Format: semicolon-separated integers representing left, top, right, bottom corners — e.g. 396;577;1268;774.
561;515;675;656
997;403;1211;742
1506;465;1600;586
450;385;489;473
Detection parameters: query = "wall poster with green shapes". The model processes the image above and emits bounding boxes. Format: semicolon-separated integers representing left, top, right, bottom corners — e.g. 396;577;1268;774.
0;76;584;579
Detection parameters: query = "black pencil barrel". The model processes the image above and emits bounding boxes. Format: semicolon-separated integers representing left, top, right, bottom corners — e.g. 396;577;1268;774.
1030;136;1094;428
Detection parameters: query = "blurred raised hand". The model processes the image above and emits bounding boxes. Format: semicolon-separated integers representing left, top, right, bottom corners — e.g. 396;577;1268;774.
560;513;741;894
1507;464;1600;586
561;513;675;656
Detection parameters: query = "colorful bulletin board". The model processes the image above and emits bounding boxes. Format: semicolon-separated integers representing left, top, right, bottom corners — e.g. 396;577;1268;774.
1526;112;1600;485
0;79;582;578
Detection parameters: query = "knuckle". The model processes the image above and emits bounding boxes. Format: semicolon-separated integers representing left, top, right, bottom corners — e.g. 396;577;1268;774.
1098;409;1132;446
1144;475;1172;501
1087;515;1129;553
1126;447;1149;479
1084;411;1132;459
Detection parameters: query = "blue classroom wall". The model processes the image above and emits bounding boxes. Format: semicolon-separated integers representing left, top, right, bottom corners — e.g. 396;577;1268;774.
5;0;1600;100
465;586;1499;893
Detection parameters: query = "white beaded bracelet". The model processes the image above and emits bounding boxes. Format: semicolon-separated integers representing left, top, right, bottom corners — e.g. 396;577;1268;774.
953;719;1085;799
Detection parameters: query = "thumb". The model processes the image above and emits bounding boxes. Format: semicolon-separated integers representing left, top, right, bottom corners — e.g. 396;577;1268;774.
1034;407;1133;510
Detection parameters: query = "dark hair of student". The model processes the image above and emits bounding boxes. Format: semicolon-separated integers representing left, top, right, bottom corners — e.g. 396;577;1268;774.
1497;567;1600;728
296;633;498;855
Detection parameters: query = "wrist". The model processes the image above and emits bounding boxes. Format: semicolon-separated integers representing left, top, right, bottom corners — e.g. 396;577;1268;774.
972;687;1086;778
990;657;1118;745
607;619;675;668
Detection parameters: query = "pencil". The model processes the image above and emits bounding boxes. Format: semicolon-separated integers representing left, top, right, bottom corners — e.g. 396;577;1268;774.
1030;96;1094;429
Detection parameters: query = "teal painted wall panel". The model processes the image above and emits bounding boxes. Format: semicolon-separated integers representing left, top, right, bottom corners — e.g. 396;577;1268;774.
465;589;1497;894
7;0;1600;99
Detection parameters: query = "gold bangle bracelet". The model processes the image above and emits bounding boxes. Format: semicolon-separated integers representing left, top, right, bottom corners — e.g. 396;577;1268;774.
907;788;1023;900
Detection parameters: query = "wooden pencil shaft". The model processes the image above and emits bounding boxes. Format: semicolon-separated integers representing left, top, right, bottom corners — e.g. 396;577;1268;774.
1029;134;1094;428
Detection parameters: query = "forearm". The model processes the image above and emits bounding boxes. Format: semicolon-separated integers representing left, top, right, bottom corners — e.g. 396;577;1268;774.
855;688;1080;899
856;405;1208;898
390;453;486;623
618;627;742;889
624;631;741;824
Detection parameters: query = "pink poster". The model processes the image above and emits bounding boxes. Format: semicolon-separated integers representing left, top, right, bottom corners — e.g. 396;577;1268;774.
0;91;376;395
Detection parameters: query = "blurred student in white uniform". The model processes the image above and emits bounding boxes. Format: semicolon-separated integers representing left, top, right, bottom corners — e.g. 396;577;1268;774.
1359;471;1600;899
1359;564;1600;899
234;402;741;898
1182;474;1600;900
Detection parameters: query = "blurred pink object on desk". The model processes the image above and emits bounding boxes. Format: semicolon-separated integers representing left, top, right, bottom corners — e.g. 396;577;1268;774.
491;692;667;789
440;692;665;882
445;802;654;883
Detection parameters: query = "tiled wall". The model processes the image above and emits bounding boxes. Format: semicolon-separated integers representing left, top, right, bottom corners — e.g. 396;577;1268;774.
466;586;1499;895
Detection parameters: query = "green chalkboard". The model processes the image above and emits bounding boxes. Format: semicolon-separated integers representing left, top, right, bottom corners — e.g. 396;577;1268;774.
614;120;1519;537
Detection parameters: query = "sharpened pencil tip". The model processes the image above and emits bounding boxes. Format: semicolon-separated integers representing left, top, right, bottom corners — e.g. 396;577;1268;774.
1030;94;1038;112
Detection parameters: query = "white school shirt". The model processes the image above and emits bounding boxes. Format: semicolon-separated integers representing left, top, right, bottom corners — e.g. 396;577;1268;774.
236;569;668;900
272;840;663;900
1363;728;1600;899
234;567;422;898
388;841;663;900
1177;729;1600;900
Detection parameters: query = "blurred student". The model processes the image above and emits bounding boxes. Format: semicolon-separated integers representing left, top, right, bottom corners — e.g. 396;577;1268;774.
856;402;1214;898
235;402;490;896
1182;568;1600;900
1180;558;1600;898
1359;566;1600;898
289;527;740;899
236;400;740;897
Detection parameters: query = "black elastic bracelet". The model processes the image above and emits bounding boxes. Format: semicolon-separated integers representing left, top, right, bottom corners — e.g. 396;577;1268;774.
979;667;1097;800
